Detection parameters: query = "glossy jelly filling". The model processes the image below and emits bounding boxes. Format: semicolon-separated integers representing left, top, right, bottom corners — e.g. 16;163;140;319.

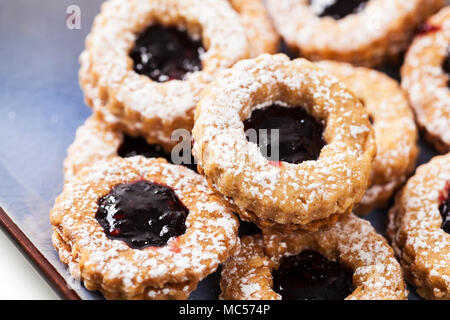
117;134;197;172
439;182;450;234
96;180;189;249
310;0;369;20
130;25;204;82
272;250;354;300
243;104;325;164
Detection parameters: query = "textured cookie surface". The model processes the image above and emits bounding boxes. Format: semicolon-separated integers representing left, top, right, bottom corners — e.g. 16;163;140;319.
221;214;407;300
51;157;239;300
193;54;376;230
317;61;419;214
80;0;249;150
267;0;445;66
401;6;450;153
388;153;450;300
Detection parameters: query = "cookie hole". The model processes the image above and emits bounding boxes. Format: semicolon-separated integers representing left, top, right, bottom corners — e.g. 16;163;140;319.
96;180;189;249
237;215;261;237
309;0;369;20
130;25;205;82
243;103;326;165
272;250;354;300
439;181;450;234
368;114;374;125
117;134;197;172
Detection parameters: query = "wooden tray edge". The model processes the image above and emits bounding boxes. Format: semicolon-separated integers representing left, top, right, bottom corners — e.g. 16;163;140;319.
0;206;80;300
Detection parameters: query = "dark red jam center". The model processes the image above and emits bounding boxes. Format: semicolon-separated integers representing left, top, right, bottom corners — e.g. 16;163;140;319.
117;135;197;172
130;25;204;82
243;104;325;164
439;183;450;234
418;23;441;36
272;250;353;300
311;0;369;19
96;180;188;249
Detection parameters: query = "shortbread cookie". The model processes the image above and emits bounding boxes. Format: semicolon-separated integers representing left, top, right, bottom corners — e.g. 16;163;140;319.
266;0;445;67
51;157;239;300
79;0;249;151
388;153;450;300
401;6;450;153
317;61;419;214
220;214;407;300
64;116;197;182
193;54;376;231
229;0;279;56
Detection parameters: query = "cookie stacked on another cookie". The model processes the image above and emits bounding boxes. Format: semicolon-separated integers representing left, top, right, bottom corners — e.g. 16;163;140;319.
193;54;377;231
53;0;256;300
50;0;450;300
193;54;411;300
267;0;445;67
401;6;450;153
388;153;450;300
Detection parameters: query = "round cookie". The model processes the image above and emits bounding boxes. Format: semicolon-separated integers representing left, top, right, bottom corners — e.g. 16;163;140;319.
220;214;408;300
266;0;445;67
193;54;376;231
401;6;450;153
388;153;450;300
229;0;280;57
51;157;239;300
79;0;249;151
316;61;419;214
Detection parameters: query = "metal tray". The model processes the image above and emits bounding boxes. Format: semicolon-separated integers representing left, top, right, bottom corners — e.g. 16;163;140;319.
0;0;438;300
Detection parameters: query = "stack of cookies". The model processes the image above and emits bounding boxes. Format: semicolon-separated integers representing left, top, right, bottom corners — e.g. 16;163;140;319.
50;0;450;300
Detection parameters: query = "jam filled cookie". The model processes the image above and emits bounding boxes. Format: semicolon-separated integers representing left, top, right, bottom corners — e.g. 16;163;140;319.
229;0;280;56
266;0;445;67
193;54;376;231
63;116;197;182
317;61;419;214
50;157;239;300
401;6;450;153
220;214;407;300
388;153;450;300
79;0;249;151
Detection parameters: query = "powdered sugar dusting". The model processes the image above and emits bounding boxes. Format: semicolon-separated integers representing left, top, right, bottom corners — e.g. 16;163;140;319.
193;54;375;227
51;156;239;299
263;214;408;300
266;0;445;66
401;6;450;152
80;0;249;147
64;116;123;182
388;153;450;299
316;60;418;212
222;214;407;300
228;0;279;57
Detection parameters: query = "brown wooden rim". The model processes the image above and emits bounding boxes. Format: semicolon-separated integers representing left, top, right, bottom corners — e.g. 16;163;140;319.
0;206;80;300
